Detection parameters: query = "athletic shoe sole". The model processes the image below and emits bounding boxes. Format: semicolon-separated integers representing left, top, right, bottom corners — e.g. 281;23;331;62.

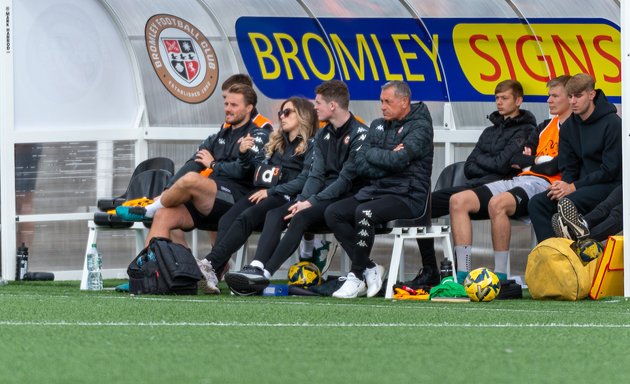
115;206;148;222
551;213;572;239
557;198;590;240
197;278;220;295
224;272;269;296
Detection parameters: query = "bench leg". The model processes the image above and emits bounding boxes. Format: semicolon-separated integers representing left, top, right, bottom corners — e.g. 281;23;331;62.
385;234;404;299
440;232;455;279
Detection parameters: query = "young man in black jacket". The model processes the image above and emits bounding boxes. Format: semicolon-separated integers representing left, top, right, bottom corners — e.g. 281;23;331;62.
325;80;434;298
224;80;367;295
116;84;271;245
407;79;535;287
529;73;622;242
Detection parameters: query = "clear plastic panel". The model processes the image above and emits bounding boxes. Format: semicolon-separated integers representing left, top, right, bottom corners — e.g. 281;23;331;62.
105;0;222;37
511;0;619;20
407;0;518;18
302;0;410;17
204;0;308;37
13;0;138;131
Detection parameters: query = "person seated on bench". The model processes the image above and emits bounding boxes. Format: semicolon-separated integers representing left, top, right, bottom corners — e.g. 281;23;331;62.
224;80;367;295
116;84;271;247
325;80;434;298
168;74;273;248
449;76;570;282
195;97;317;294
529;73;622;243
408;79;535;287
553;184;622;243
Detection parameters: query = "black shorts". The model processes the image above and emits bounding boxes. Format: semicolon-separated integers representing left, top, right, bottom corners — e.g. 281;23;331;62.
471;185;529;219
468;185;491;220
185;178;250;231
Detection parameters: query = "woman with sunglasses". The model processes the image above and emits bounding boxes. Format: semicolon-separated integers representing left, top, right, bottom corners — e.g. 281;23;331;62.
196;97;318;294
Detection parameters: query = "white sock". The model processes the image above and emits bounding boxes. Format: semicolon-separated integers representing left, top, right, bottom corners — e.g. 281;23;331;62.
263;269;272;280
300;238;314;259
455;245;472;272
250;260;264;270
144;199;164;218
494;251;509;275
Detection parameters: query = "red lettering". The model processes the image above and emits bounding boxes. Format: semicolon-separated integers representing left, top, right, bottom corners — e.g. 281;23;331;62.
593;35;621;83
496;35;516;79
552;35;595;76
516;35;552;82
469;35;501;81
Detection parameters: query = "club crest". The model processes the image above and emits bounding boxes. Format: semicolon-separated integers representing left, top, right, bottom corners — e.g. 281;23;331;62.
145;14;219;104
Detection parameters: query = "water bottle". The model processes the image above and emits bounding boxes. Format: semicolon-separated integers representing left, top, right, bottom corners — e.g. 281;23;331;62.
87;243;103;290
439;259;454;282
16;243;29;281
262;284;289;296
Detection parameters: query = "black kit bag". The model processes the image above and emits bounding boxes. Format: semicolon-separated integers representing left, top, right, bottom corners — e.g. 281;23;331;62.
127;237;203;295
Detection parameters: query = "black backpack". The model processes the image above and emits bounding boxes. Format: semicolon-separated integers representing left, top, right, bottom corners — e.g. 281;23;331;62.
127;237;203;295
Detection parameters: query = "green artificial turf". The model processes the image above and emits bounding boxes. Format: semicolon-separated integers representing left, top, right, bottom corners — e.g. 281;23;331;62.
1;280;630;383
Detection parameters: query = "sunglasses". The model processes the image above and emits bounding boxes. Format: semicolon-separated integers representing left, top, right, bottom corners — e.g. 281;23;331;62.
278;108;296;119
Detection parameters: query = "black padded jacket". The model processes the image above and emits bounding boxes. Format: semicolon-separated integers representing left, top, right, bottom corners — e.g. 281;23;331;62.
353;102;434;215
463;109;536;187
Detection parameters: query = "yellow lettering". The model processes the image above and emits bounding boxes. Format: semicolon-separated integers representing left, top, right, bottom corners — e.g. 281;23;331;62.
273;33;309;80
329;34;379;81
302;33;335;80
411;34;442;82
392;34;424;81
248;33;281;80
371;34;403;81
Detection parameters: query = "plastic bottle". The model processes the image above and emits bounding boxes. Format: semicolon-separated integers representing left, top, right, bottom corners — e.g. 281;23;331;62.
87;243;103;290
16;243;29;281
439;259;454;282
262;284;289;296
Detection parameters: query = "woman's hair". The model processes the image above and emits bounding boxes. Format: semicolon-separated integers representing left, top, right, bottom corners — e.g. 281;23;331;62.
265;97;318;157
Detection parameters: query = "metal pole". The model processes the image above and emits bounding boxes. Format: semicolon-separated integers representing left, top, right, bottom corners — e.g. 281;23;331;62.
621;0;630;296
0;0;17;280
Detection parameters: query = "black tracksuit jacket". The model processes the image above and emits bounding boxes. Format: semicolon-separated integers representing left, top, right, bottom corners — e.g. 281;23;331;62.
297;114;368;205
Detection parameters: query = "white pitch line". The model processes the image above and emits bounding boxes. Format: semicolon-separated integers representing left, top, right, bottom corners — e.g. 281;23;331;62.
0;320;630;328
0;293;566;314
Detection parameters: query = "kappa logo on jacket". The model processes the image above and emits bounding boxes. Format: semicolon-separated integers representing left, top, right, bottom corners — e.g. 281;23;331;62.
324;133;330;140
376;125;384;131
218;138;226;145
357;127;367;133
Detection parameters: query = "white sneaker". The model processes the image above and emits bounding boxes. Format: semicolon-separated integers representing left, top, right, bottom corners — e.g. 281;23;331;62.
364;264;385;298
332;273;367;299
197;259;220;294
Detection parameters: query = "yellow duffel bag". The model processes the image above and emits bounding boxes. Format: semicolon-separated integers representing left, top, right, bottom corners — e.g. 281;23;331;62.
525;238;600;300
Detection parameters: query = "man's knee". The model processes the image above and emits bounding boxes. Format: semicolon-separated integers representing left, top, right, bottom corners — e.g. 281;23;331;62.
154;207;192;230
528;192;547;213
449;191;478;213
487;196;507;219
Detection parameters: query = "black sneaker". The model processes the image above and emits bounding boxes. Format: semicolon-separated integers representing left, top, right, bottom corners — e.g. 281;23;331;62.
557;198;590;240
402;266;440;289
224;265;270;296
